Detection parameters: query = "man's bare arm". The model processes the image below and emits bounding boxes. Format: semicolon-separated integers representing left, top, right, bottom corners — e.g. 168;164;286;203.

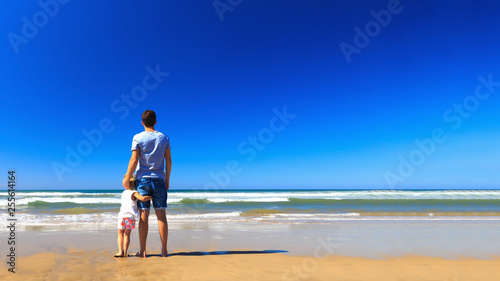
165;149;171;191
123;150;139;189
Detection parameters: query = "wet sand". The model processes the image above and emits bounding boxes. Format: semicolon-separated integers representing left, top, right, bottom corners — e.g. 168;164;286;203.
2;220;500;280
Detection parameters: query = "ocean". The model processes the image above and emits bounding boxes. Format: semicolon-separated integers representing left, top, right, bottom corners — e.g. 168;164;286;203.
2;189;500;231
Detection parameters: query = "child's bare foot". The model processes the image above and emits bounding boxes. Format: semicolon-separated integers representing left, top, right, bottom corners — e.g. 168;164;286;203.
114;252;125;258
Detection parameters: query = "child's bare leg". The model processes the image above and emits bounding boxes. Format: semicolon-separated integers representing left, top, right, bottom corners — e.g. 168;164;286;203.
123;229;132;256
115;229;125;256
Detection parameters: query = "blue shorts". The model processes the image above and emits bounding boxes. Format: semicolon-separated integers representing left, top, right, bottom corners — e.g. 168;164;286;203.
135;178;168;210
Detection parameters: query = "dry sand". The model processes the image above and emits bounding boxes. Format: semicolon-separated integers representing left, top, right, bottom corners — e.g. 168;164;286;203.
2;249;500;281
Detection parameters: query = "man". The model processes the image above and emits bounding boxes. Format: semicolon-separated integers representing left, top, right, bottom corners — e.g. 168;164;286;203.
123;110;172;258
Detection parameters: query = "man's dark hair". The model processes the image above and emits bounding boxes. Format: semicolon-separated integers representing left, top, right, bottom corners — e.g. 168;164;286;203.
142;110;156;128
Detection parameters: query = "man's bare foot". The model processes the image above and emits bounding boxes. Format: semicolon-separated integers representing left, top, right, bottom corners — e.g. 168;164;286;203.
114;252;125;258
135;251;147;258
161;249;168;257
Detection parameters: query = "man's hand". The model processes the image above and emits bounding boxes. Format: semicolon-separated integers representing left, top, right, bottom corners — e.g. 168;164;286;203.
165;181;169;191
122;177;130;189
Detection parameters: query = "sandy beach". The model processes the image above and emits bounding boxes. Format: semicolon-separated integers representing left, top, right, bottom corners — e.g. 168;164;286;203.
2;248;500;280
2;219;500;280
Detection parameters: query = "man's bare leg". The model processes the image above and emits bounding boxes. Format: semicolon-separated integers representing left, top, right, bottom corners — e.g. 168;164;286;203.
138;209;149;258
155;209;168;257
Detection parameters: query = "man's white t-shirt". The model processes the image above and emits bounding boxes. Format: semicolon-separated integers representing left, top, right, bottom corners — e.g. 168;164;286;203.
131;131;171;180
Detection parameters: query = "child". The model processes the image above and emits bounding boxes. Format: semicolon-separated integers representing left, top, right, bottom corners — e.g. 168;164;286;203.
115;176;151;258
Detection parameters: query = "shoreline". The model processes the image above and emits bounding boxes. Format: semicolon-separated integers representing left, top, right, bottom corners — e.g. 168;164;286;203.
3;219;500;259
2;219;500;280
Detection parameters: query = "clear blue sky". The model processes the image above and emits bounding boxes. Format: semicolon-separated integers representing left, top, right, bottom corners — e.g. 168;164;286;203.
1;0;499;190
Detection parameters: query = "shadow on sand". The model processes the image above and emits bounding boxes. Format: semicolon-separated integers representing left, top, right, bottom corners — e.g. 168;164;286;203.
135;250;288;258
